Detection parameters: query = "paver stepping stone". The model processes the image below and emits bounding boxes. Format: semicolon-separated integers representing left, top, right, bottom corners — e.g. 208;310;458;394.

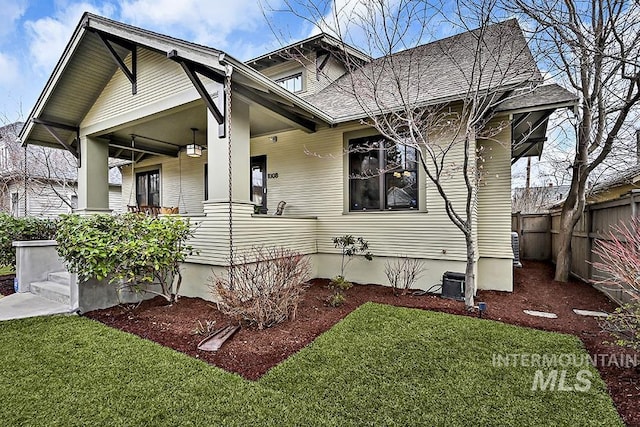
523;309;558;319
573;309;609;317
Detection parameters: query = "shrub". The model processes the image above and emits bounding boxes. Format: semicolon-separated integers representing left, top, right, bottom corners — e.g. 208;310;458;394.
0;213;57;267
56;213;196;303
212;247;311;329
592;216;640;294
385;257;425;296
328;235;373;306
592;217;640;351
600;303;640;351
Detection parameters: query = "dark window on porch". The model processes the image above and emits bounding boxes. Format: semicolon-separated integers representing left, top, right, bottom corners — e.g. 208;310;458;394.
136;170;160;206
10;192;18;217
348;136;418;211
204;164;208;200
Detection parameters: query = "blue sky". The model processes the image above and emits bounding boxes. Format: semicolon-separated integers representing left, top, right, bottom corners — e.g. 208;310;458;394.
0;0;325;123
0;0;473;124
0;0;570;186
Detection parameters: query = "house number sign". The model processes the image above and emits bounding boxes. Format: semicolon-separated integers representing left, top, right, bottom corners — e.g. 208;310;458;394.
268;172;279;179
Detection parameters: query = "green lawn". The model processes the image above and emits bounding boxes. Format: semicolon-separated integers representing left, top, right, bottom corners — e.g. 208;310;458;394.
0;303;622;426
0;265;14;275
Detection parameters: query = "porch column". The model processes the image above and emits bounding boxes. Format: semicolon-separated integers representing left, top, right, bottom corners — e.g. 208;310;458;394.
77;136;110;214
207;98;250;203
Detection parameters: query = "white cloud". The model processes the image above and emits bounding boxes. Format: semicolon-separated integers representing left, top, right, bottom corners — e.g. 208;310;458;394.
0;0;27;38
0;51;19;86
119;0;278;49
24;2;117;74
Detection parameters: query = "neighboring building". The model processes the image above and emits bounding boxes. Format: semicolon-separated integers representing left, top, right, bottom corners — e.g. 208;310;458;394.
512;184;571;214
0;122;122;218
18;13;576;298
588;165;640;204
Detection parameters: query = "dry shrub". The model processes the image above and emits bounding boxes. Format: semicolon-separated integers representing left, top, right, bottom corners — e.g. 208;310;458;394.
385;256;425;296
212;247;311;329
592;216;640;294
593;217;640;351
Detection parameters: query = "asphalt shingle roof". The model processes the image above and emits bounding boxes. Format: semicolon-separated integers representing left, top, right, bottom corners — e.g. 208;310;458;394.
305;19;542;121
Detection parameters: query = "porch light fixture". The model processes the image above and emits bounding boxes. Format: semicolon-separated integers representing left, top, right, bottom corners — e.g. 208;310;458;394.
268;135;278;143
186;128;203;157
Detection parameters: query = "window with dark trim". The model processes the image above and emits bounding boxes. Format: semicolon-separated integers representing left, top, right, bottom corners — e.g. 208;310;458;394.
136;170;160;206
348;136;418;211
276;73;303;93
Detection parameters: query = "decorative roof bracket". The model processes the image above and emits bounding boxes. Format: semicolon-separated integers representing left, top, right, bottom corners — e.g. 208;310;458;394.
167;50;226;138
233;84;316;133
31;118;80;167
316;52;331;81
96;31;138;95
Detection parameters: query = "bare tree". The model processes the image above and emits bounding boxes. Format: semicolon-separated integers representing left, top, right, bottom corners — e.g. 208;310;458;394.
268;0;542;307
511;0;640;281
0;120;78;217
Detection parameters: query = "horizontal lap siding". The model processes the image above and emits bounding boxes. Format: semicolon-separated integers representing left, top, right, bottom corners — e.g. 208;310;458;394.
251;124;475;262
187;204;317;265
477;121;513;259
82;49;194;127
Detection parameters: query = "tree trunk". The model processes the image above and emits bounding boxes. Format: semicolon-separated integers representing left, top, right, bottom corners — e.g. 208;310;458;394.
554;176;586;282
465;236;475;308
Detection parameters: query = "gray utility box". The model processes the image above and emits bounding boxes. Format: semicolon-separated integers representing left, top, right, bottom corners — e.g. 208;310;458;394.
442;271;465;301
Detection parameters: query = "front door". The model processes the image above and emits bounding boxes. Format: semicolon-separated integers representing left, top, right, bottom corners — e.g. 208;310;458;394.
250;155;267;214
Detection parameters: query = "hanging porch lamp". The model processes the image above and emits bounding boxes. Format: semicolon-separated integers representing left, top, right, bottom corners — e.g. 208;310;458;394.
186;127;203;157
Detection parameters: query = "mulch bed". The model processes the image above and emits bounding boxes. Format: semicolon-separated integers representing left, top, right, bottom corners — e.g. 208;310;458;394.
0;275;15;296
84;261;639;426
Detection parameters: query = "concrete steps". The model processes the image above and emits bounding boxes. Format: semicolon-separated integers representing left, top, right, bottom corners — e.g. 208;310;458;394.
48;271;71;286
29;272;71;306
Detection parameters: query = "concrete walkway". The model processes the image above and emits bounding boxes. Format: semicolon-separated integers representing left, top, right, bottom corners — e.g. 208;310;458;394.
0;293;71;321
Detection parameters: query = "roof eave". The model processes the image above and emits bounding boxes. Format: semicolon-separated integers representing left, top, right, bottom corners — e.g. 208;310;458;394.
19;13;91;146
223;56;336;125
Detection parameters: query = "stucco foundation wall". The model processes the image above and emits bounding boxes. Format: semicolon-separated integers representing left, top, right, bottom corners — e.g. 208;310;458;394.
477;257;513;291
178;263;222;301
179;254;471;302
314;253;469;291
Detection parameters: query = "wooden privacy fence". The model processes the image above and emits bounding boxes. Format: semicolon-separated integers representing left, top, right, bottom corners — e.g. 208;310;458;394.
513;189;640;304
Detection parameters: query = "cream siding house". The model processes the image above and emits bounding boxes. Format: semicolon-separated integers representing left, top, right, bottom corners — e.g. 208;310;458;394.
0;122;122;218
18;13;576;300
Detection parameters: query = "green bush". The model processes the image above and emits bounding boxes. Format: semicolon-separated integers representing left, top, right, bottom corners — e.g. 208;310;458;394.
601;302;640;351
328;235;373;306
0;213;57;267
56;213;196;303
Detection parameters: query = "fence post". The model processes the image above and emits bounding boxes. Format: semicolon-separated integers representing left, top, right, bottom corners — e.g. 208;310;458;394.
586;206;593;281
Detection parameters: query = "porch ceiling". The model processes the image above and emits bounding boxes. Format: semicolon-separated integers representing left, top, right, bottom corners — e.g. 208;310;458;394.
97;101;301;160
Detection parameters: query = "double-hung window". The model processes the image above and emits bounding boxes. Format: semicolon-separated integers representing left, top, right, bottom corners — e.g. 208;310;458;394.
348;136;418;211
276;73;303;93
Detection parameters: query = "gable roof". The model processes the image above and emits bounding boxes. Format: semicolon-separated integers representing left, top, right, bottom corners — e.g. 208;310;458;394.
19;13;574;164
247;32;371;71
305;19;543;122
19;13;334;153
